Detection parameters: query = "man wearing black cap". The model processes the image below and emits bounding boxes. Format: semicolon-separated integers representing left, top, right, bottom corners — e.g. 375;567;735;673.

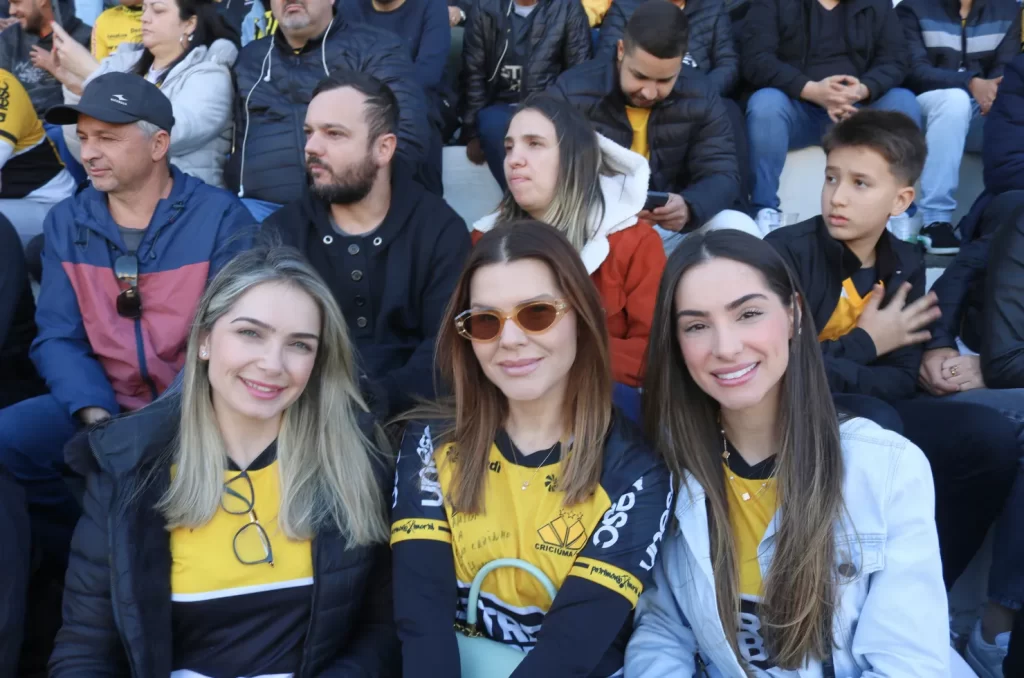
0;71;253;568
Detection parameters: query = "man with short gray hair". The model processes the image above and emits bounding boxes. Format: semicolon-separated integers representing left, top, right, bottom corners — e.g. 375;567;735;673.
0;71;253;570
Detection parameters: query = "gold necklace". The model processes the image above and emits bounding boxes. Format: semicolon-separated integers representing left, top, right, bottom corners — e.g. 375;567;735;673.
720;426;772;502
507;437;560;491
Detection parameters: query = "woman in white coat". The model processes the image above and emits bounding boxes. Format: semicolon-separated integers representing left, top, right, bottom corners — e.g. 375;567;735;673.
626;229;951;677
50;0;238;187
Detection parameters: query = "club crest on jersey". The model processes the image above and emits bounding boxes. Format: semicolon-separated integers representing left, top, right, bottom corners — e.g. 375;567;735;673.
536;511;587;557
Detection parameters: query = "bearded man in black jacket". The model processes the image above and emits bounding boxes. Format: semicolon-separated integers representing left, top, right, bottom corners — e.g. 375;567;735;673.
262;70;469;418
227;0;434;222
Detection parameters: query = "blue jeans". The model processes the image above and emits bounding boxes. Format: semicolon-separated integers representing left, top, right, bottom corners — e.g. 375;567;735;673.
746;87;922;212
0;395;81;566
917;89;985;225
476;103;516;190
241;198;283;223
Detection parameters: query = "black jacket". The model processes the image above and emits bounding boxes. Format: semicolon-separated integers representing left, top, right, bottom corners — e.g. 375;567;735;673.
461;0;591;140
897;0;1020;94
549;56;739;227
982;209;1024;389
740;0;909;101
262;169;470;417
595;0;740;97
226;13;430;205
766;217;926;402
50;397;399;677
0;214;41;398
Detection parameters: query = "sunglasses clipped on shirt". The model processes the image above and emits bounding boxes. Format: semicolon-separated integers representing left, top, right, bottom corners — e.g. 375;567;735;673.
114;254;142;319
455;299;570;342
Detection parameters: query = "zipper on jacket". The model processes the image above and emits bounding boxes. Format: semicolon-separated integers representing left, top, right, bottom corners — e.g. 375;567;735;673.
134;319;159;401
488;0;515;82
297;538;322;677
108;504;142;677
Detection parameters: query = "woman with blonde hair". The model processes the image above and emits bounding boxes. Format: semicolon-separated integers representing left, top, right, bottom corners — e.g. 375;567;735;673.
51;246;398;677
392;221;671;677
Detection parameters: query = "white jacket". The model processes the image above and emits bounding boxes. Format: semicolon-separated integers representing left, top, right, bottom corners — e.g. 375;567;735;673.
62;39;237;188
472;133;650;274
625;417;949;678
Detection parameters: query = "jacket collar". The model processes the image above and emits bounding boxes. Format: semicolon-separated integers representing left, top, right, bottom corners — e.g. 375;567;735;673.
472;135;649;273
813;215;906;283
299;166;424;252
273;10;346;54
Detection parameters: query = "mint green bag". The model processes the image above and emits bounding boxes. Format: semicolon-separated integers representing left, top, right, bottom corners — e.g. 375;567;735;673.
455;558;557;678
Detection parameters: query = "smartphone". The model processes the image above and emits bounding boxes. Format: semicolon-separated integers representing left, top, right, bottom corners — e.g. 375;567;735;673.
643;191;671;212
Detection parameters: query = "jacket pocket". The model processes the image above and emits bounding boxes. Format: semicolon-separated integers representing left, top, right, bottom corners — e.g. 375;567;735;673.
835;533;885;582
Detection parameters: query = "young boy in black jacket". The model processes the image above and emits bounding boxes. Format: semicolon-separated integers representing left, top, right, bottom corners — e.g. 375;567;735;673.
766;110;1018;591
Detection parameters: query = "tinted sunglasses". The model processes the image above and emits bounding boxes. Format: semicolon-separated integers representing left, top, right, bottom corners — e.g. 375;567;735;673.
114;254;142;319
455;299;569;342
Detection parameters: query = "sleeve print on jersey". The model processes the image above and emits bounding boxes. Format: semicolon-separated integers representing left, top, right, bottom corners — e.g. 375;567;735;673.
570;468;673;606
390;424;452;546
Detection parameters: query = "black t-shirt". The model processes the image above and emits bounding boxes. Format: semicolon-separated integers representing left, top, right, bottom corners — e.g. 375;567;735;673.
804;1;859;83
496;3;536;102
850;265;878;298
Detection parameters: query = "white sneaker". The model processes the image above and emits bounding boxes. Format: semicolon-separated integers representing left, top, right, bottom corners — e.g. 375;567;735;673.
966;619;1009;678
756;208;780;233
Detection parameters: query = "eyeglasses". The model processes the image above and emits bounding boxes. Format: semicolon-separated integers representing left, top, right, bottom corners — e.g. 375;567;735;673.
114;254;142;320
455;299;570;342
222;472;274;567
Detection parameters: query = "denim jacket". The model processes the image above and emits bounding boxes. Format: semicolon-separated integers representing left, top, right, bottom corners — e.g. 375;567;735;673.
625;417;949;677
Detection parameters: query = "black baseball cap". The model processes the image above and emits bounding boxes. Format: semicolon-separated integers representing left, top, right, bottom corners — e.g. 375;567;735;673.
45;72;175;132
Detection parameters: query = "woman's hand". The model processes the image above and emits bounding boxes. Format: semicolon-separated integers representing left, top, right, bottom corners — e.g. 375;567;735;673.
50;22;100;82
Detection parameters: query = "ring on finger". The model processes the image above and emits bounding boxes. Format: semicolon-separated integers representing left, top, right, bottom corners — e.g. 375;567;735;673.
950;365;959;377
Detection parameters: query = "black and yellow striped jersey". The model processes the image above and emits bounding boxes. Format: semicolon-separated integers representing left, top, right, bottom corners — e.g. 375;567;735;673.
0;69;65;199
391;414;671;662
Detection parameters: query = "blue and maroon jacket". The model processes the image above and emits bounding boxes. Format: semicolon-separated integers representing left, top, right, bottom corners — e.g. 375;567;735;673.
31;167;255;417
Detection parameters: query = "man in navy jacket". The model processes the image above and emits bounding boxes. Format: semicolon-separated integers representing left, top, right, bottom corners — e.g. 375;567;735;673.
897;0;1020;253
263;70;469;417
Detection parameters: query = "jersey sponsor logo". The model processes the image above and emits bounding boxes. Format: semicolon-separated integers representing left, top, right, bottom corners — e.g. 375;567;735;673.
738;597;776;669
0;80;8;123
489;460;502;473
544;474;557;492
535;511;587;557
416;426;443;508
574;558;643;604
592;476;644;549
640;472;674;571
457;584;545;651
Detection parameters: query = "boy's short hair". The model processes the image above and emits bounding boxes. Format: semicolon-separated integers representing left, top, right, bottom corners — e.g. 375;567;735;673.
623;0;689;60
822;110;927;187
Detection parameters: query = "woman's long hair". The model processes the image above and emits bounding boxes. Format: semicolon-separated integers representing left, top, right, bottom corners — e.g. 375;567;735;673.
158;246;389;546
133;0;239;86
431;220;613;513
642;230;845;669
497;94;606;253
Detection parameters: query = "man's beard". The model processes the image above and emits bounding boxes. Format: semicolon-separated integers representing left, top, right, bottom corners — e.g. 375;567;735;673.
23;9;44;34
307;152;378;205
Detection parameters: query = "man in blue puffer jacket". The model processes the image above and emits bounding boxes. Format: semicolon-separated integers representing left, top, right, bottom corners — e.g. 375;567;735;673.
0;72;254;568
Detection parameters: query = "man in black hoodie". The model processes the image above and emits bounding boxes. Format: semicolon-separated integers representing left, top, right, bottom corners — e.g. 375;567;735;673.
263;70;469;418
0;0;90;114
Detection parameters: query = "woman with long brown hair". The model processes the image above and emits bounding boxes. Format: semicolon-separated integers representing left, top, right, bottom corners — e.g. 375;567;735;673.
391;220;671;677
625;230;949;676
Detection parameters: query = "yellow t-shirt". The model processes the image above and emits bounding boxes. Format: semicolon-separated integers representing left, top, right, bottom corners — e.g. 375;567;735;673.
725;465;778;598
91;5;144;61
0;69;64;198
818;277;881;342
169;444;314;675
626;105;652;159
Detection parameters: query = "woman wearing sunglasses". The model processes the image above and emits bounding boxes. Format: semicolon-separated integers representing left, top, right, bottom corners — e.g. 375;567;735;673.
625;231;950;676
51;247;397;677
391;221;671;677
471;95;666;401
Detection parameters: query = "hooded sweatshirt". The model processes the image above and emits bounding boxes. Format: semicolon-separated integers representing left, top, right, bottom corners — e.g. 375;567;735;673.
62;39;239;187
472;134;666;386
0;0;91;114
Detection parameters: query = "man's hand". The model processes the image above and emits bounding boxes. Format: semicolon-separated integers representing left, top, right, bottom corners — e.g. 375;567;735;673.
856;282;941;357
919;347;960;395
969;77;1002;115
639;193;689;232
448;5;464;26
466;137;486;165
827;103;859;123
76;407;111;426
802;76;863;109
942;354;985;392
29;45;57;76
